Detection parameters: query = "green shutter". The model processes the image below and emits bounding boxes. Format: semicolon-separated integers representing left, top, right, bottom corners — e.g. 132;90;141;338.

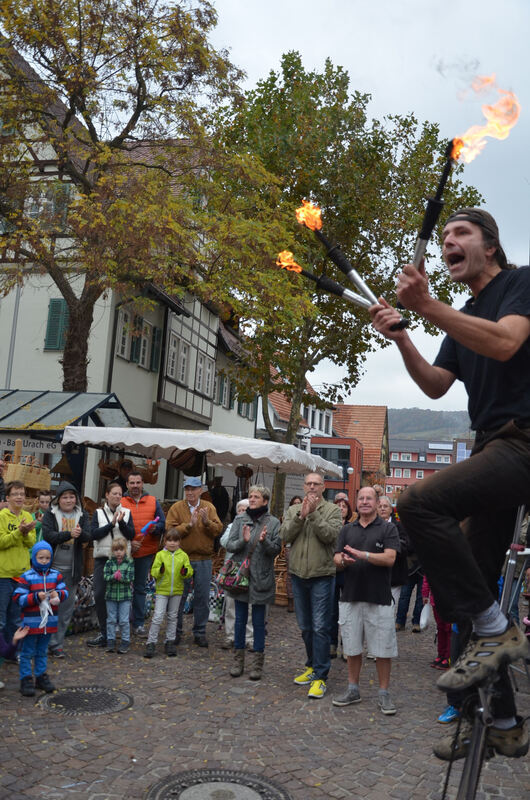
250;397;258;421
130;315;143;363
150;326;162;371
229;381;235;409
218;376;224;404
44;299;69;350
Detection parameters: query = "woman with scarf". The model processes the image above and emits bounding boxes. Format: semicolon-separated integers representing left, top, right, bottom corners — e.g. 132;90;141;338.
87;481;135;648
226;485;281;680
41;481;91;657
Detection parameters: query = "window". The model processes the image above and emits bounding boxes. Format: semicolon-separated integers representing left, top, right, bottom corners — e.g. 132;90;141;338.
195;353;214;395
138;321;152;368
435;455;452;464
221;377;229;407
177;342;189;384
167;334;179;378
394;468;402;478
319;412;324;431
44;299;69;350
324;414;331;434
416;470;424;479
311;409;316;428
204;359;213;397
388;468;393;477
386;485;393;493
116;310;131;359
400;453;412;461
403;469;411;478
391;452;399;461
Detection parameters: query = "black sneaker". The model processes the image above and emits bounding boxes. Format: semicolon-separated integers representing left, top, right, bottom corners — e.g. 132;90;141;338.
86;634;107;648
194;636;208;648
144;643;156;659
165;640;177;657
35;673;55;693
117;641;130;654
20;676;35;697
106;640;116;653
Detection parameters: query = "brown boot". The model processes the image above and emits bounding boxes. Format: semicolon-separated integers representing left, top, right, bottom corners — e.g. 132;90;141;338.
287;598;294;613
249;651;265;681
229;649;245;677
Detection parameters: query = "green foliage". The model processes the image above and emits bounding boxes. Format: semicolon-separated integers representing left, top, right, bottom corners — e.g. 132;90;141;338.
0;2;304;389
217;51;482;440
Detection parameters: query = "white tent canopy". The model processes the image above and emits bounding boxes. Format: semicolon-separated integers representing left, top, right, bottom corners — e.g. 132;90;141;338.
62;426;342;478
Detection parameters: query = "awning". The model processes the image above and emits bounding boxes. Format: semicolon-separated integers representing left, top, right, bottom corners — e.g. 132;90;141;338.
0;390;133;432
61;426;342;478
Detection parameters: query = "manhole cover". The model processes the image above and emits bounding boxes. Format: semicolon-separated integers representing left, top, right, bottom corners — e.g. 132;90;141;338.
145;770;291;800
37;686;133;716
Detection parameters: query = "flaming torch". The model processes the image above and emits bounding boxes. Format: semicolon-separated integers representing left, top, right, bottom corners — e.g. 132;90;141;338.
276;251;372;310
411;76;520;269
294;201;409;330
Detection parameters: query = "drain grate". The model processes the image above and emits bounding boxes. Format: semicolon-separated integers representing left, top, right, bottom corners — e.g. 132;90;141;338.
37;685;133;716
145;769;291;800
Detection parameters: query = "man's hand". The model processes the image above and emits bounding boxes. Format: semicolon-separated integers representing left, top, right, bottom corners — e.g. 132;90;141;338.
242;524;251;543
396;261;432;314
299;493;319;520
131;539;141;554
259;526;267;543
71;523;81;538
369;297;409;342
198;507;209;524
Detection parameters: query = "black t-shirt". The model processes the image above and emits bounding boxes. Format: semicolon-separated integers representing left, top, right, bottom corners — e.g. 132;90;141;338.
433;267;530;431
335;516;401;605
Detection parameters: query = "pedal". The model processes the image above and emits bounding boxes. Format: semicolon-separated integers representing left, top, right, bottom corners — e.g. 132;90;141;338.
484;745;496;761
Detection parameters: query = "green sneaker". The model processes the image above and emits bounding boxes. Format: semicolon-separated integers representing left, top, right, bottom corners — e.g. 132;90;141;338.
433;716;529;761
293;666;315;685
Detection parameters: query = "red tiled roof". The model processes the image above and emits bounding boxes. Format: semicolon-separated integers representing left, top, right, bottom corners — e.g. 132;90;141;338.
267;366;316;423
333;405;388;472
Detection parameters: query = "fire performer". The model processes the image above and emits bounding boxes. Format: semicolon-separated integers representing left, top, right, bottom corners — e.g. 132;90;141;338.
370;208;530;760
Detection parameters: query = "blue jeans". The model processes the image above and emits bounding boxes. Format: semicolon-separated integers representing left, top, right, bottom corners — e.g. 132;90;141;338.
19;633;50;679
132;554;155;629
291;574;335;681
396;572;423;627
176;559;212;638
0;577;21;644
106;599;131;643
234;601;266;652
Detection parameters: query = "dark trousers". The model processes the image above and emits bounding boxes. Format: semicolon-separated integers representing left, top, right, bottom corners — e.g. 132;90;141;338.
396;572;423;627
92;557;108;637
397;421;530;622
397;420;530;717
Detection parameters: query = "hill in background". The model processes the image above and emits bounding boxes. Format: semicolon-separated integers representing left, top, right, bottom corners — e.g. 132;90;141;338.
388;408;472;441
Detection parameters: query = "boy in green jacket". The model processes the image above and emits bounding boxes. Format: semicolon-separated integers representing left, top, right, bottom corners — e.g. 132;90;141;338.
144;529;193;659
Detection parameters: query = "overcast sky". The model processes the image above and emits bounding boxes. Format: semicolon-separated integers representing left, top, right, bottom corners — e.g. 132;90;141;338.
210;0;529;412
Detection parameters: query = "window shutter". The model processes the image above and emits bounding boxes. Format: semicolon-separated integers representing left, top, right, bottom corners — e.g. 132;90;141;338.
250;397;258;420
44;299;69;350
130;315;143;363
150;326;162;371
237;400;243;415
229;382;235;409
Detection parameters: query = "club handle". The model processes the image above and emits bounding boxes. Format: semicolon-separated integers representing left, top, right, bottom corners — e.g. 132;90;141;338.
390;317;410;331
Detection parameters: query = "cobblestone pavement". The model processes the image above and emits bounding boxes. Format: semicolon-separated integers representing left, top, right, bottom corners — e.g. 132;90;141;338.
0;605;528;800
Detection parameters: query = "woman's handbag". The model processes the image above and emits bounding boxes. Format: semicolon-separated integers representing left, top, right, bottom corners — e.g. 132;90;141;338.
218;556;251;594
218;536;258;595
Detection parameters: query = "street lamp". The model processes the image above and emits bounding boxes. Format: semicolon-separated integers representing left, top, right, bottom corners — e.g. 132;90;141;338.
342;465;354;490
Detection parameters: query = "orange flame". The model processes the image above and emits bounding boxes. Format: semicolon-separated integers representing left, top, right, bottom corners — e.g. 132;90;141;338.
276;250;302;273
295;199;323;231
454;76;520;163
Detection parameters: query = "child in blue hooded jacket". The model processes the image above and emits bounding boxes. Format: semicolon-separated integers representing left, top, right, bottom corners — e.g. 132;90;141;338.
13;541;68;697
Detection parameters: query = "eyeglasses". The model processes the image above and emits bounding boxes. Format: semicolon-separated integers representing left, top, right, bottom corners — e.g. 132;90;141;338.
304;481;323;487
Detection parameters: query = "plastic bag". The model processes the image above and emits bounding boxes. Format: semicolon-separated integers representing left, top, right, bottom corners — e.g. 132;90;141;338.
420;602;432;631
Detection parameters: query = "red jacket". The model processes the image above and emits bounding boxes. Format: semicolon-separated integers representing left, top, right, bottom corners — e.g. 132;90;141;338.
121;493;165;558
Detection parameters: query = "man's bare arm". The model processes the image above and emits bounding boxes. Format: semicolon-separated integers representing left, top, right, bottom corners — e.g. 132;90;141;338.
370;300;456;398
397;264;530;362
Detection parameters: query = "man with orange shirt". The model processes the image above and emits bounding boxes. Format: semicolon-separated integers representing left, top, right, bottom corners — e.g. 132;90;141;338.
121;471;165;636
165;476;222;647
